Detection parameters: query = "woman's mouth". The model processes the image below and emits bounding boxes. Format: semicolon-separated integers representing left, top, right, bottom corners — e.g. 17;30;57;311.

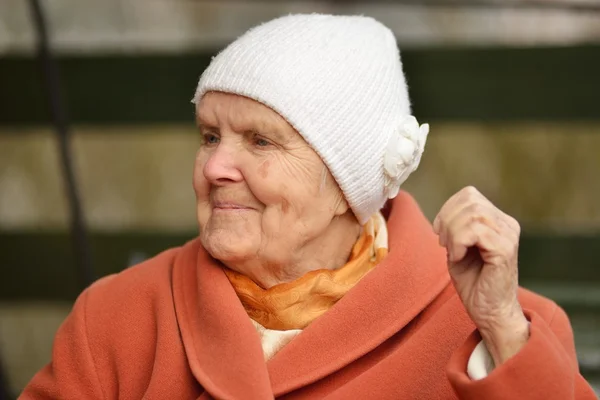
213;202;253;211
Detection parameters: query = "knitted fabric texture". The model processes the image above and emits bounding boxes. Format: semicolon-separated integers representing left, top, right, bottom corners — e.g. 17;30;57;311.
193;14;427;224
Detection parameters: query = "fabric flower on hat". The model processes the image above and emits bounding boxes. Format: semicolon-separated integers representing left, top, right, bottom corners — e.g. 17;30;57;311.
383;116;429;199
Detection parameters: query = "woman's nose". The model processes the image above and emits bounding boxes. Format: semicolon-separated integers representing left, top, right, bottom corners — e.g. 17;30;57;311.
202;144;244;185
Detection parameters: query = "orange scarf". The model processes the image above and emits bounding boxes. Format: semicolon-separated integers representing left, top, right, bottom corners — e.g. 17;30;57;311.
223;213;388;330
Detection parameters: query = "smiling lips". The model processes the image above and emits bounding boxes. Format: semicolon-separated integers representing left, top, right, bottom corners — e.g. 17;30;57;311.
213;202;253;211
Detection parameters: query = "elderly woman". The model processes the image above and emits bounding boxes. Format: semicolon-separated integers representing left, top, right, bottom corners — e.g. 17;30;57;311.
22;14;596;400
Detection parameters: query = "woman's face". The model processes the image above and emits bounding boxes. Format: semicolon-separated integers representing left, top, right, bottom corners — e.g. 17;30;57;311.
194;92;349;283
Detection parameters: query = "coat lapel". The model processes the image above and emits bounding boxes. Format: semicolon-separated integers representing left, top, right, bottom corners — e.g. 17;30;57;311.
172;239;274;400
266;192;450;397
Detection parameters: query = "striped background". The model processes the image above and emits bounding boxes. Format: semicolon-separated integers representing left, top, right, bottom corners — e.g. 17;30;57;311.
1;0;599;395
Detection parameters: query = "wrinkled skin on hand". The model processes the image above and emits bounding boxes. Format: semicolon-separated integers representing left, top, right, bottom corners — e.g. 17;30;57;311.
433;186;530;365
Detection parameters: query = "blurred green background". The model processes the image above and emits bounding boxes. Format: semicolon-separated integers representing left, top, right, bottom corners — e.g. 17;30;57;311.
0;0;599;397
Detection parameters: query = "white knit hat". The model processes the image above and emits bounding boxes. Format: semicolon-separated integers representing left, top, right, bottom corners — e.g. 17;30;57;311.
193;14;429;224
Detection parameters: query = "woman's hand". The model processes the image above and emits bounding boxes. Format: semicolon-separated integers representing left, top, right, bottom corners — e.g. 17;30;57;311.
433;186;529;366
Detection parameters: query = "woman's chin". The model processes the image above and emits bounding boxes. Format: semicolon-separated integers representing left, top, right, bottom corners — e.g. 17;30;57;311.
201;231;256;263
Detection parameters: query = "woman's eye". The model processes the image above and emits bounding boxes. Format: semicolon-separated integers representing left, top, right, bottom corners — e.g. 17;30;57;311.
255;138;270;147
203;134;220;144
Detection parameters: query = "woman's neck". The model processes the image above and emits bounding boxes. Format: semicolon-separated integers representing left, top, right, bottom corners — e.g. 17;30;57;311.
225;211;361;289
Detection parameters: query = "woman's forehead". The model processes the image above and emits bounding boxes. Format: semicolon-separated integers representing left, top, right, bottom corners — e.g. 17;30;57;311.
197;92;295;137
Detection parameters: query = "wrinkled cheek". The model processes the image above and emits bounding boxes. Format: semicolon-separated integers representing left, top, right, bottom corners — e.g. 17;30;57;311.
192;156;209;197
247;178;291;215
192;170;204;197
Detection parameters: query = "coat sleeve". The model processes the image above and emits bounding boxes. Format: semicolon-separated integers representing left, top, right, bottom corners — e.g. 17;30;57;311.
19;288;105;400
446;306;598;400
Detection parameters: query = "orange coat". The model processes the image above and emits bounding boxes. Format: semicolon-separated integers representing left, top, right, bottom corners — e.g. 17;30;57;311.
21;193;597;399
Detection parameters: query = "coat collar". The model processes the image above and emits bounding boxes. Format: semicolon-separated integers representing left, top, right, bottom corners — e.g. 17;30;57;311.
172;192;450;399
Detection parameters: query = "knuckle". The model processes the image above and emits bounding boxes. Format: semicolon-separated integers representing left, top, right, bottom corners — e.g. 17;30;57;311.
500;213;520;234
463;185;480;198
464;185;478;194
468;202;484;214
435;213;446;228
509;217;521;234
466;204;489;225
469;213;486;227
